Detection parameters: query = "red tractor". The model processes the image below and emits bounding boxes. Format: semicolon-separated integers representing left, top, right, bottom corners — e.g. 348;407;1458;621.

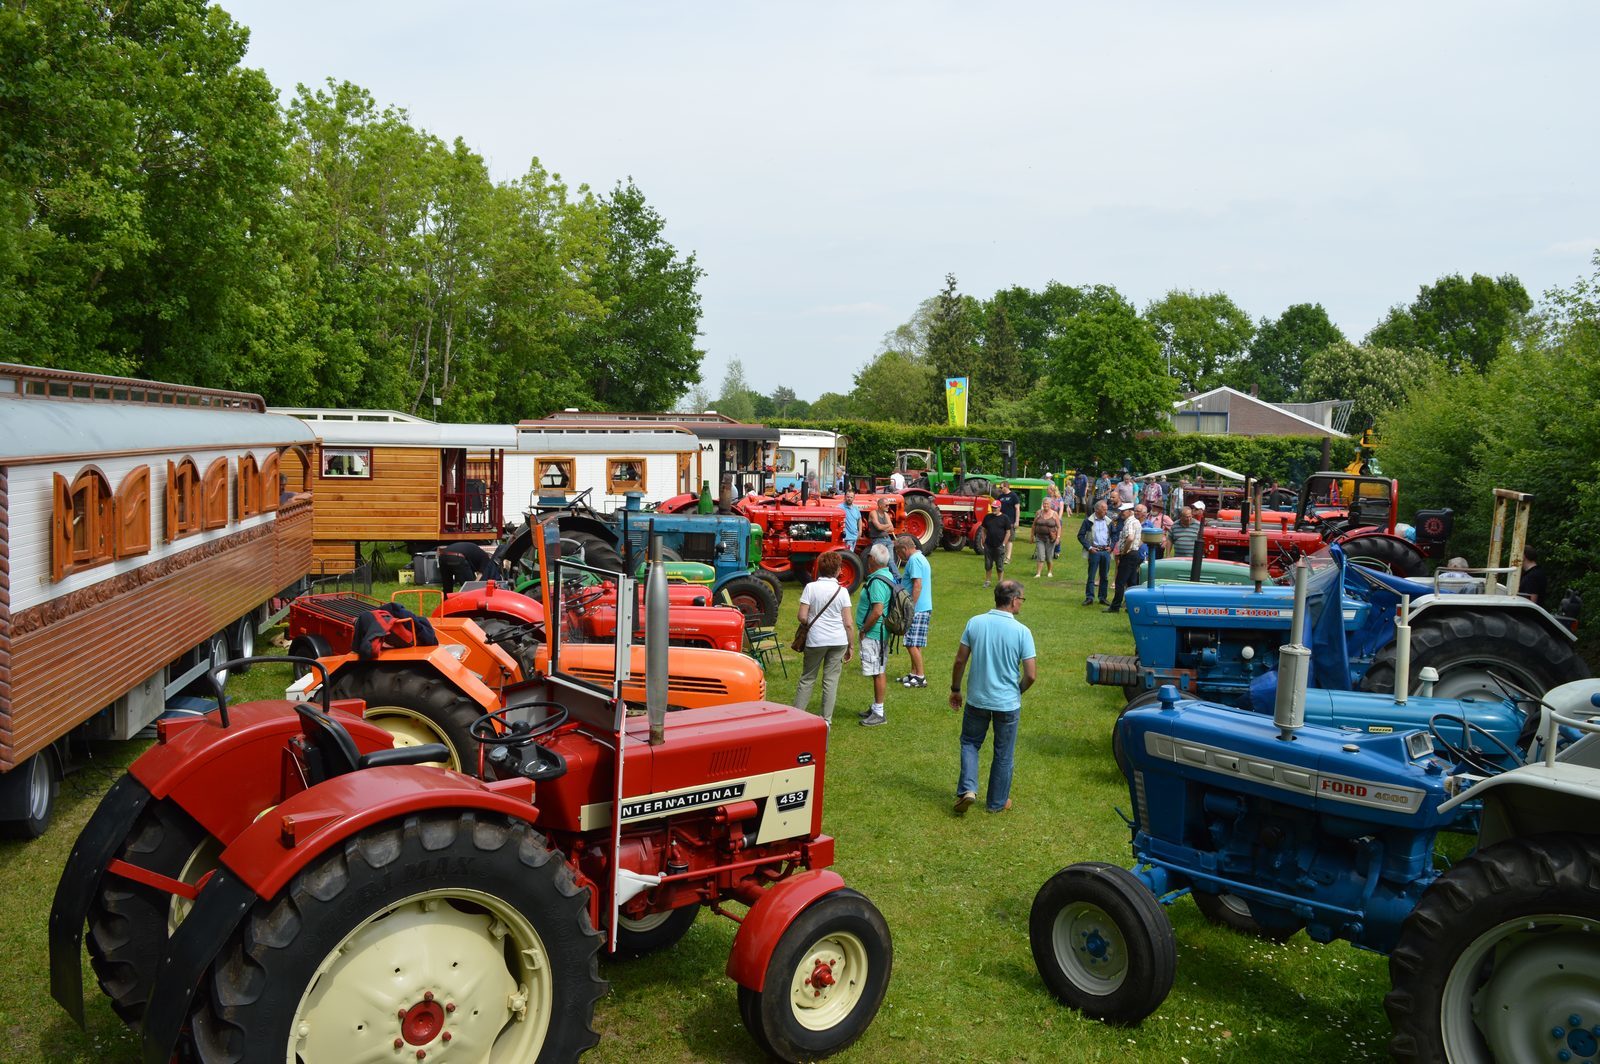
49;537;893;1063
1201;472;1452;577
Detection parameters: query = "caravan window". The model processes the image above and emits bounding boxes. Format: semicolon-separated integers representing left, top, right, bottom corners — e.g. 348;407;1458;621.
321;448;371;479
166;458;203;541
51;467;114;579
537;457;576;493
775;449;796;473
608;458;647;493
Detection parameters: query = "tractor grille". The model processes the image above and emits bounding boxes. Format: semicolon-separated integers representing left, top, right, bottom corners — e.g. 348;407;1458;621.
566;665;730;698
709;746;751;776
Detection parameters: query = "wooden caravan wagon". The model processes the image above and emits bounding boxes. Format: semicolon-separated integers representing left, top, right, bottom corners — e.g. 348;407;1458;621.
506;421;701;514
270;409;511;571
0;363;315;837
539;409;779;501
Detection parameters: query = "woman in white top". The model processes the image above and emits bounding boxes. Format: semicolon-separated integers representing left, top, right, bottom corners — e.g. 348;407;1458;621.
793;551;857;726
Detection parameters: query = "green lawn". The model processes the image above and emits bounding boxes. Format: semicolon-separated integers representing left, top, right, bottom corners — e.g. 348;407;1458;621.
1;537;1395;1062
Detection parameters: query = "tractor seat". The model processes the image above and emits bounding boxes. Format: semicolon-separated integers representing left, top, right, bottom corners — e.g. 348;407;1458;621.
293;704;451;784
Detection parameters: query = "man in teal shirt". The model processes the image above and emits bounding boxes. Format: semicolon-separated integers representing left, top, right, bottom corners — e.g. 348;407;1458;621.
840;491;861;549
855;543;894;727
893;535;932;687
948;580;1037;814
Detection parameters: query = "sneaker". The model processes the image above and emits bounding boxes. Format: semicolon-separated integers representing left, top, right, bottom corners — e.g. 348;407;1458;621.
954;792;976;815
857;706;876;720
900;675;927;688
1082;597;1093;606
1103;606;1121;613
893;673;915;685
859;712;886;727
986;798;1013;814
982;580;991;588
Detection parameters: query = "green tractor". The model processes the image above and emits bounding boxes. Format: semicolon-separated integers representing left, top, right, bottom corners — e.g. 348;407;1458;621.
893;436;1056;522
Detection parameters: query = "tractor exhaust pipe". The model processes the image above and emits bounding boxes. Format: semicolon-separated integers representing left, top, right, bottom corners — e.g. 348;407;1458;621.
645;533;669;745
1249;485;1270;593
1275;560;1311;741
1393;594;1412;705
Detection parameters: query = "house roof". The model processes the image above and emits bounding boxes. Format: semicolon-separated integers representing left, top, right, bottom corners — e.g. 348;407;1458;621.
1145;461;1247;481
2;396;315;464
1173;386;1349;437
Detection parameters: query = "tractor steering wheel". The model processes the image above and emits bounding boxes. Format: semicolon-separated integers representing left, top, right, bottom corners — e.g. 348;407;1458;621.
563;584;608;614
1428;713;1525;776
470;701;569;746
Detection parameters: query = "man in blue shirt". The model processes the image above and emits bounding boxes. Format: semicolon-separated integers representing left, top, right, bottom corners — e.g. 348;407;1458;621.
948;580;1037;814
840;491;861;549
994;481;1022;567
893;535;933;687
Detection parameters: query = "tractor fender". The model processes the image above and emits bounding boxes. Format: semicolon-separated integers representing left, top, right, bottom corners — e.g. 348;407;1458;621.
1446;770;1600;850
1332;528;1408;548
217;766;539;901
1408;594;1578;644
656;492;698;513
434;582;545;625
132;699;395;842
725;868;847;990
323;644;508;713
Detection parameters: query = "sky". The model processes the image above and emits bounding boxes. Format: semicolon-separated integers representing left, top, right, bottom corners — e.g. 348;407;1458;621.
224;1;1600;401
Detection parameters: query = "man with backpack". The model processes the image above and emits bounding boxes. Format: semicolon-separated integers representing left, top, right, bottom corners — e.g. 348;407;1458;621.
893;534;932;688
856;543;897;728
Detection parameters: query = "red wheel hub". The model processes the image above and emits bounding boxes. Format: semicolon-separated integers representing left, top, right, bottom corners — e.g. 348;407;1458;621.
904;511;930;538
401;998;446;1045
806;959;837;990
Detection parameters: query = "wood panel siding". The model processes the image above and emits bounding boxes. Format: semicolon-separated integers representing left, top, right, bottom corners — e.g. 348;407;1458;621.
5;521;287;769
0;469;12;756
309;444;442;541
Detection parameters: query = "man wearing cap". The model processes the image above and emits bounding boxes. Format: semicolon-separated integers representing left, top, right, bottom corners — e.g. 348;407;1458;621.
1105;503;1146;612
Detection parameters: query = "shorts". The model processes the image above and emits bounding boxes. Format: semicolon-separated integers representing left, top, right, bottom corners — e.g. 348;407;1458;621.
983;542;1005;571
859;638;886;676
905;611;930;647
1032;537;1056;562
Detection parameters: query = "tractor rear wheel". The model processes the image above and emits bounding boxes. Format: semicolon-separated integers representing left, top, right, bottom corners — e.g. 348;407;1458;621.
615;904;699;957
328;668;486;773
901;496;940;554
1386;833;1600;1063
1341;534;1428;577
753;567;785;604
737;888;892;1062
565;530;624;574
1030;862;1175;1025
940;529;966;551
1358;610;1589;700
721;575;779;627
86;799;214;1026
188;812;605;1064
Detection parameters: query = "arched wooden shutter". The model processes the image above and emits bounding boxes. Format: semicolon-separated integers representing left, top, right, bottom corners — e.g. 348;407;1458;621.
51;473;73;581
261;450;281;512
165;460;180;541
202;457;229;530
115;465;152;559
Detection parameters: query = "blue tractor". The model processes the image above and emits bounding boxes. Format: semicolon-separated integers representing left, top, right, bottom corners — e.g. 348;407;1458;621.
495;490;783;625
1030;663;1600;1060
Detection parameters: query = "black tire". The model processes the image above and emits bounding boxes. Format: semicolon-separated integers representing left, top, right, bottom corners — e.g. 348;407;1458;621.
186;630;232;693
901;495;941;554
721;574;779;627
328;667;487;773
960;476;995;497
614;904;699;958
86;800;214;1026
753;567;786;604
1341;533;1428;577
287;634;332;681
1110;690;1163;776
1029;862;1175;1025
189;812;605;1063
940;529;966;551
565;529;624;574
1385;834;1600;1064
834;550;864;592
0;751;58;840
228;612;258;674
472;615;544;678
658;545;683;562
737;888;892;1062
1357;609;1590;700
1191;890;1301;942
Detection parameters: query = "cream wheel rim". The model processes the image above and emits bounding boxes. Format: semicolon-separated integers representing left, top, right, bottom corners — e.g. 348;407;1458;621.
787;930;869;1031
619;909;675;933
364;706;460;769
289;888;552;1063
167;835;224;935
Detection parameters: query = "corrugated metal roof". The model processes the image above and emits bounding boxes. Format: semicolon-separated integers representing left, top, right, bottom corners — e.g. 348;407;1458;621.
292;418;517;449
515;429;698;452
0;397;316;464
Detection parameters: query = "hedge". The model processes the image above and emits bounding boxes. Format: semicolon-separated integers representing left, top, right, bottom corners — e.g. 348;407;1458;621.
768;418;1359;486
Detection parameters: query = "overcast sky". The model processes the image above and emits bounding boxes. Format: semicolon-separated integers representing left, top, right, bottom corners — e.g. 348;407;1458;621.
226;1;1599;401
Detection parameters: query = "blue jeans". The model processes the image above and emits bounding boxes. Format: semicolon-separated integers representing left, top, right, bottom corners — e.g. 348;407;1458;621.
958;705;1019;811
872;537;899;577
1085;550;1110;601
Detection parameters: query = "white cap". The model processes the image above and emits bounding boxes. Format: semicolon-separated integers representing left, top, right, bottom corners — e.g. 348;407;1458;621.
1118;502;1135;511
1192;500;1206;512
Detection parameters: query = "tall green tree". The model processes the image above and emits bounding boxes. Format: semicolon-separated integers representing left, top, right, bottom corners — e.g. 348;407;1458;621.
577;179;705;411
714;358;756;421
1366;272;1532;373
973;300;1026;420
985;281;1084;384
850;350;939;423
1143;289;1254;392
1302;341;1433;432
1230;303;1346;402
925;273;981;404
1039;287;1176;439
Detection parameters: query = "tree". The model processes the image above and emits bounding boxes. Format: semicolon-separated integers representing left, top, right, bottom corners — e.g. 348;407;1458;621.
714;358;756;421
809;391;856;419
1038;288;1177;439
925;273;981;406
576;179;705;410
1230;303;1346;402
677;384;711;413
1301;342;1433;433
986;281;1085;384
973;300;1026;420
1143;290;1254;392
850;351;938;423
1366;272;1532;373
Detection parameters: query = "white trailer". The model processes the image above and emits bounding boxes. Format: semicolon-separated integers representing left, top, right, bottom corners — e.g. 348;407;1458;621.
775;429;847;493
507;423;701;516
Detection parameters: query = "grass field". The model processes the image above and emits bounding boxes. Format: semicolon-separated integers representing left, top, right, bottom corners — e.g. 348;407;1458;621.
1;534;1399;1062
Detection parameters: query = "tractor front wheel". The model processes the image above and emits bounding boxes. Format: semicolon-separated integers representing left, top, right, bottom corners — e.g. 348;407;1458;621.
833;551;864;591
615;904;699;957
1191;890;1302;942
939;528;966;551
1386;834;1600;1063
329;668;487;773
753;567;785;604
1029;862;1175;1025
188;812;605;1064
722;575;779;627
1110;689;1163;776
737;888;892;1062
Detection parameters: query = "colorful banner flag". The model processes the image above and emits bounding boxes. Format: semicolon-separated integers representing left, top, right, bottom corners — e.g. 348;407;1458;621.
945;377;968;427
